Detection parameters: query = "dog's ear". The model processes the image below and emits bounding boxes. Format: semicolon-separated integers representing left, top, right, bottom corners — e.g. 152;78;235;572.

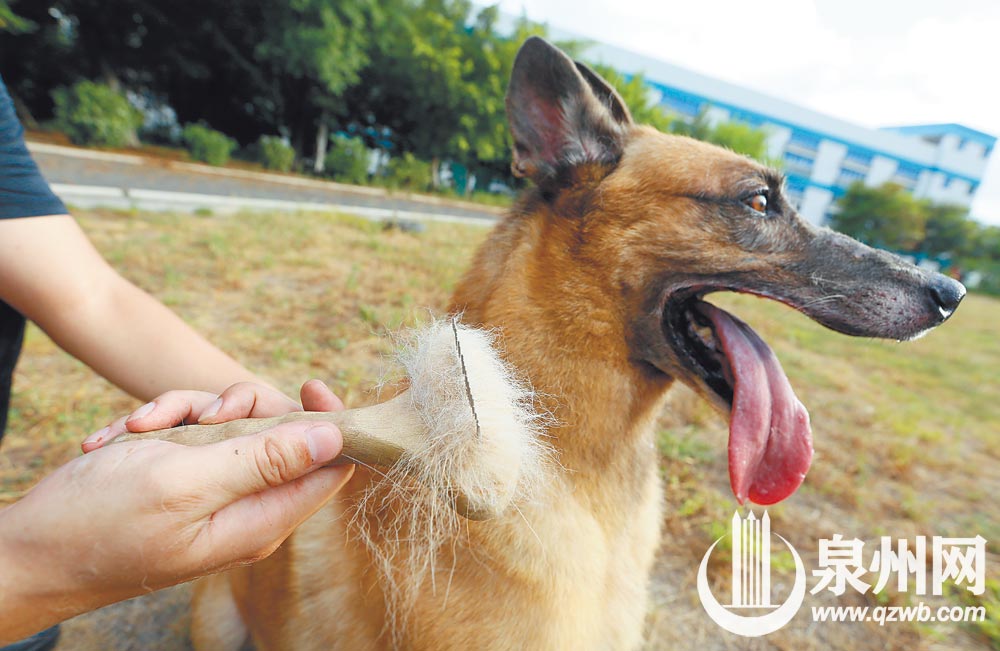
506;36;633;184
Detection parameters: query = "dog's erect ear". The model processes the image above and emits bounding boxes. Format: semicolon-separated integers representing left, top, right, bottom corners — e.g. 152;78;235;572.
506;36;633;184
574;61;633;126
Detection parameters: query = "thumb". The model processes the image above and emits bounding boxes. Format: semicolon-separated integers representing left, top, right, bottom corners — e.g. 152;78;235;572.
210;421;343;501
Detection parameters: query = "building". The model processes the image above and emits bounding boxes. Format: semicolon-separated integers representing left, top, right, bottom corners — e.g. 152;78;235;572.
583;43;996;225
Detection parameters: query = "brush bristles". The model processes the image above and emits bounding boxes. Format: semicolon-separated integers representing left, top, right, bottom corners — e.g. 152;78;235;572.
351;319;552;640
399;320;549;517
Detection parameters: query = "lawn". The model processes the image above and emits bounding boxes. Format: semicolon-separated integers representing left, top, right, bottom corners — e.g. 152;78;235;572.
1;208;996;650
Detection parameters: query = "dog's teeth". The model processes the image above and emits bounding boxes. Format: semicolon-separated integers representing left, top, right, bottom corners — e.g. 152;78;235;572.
694;323;715;347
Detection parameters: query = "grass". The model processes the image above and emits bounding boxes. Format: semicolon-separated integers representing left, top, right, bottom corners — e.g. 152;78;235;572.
1;208;997;650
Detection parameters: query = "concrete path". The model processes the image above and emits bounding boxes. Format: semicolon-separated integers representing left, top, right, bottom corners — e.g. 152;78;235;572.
28;142;503;226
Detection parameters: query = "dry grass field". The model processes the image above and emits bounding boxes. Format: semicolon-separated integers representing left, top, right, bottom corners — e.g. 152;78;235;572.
1;208;997;650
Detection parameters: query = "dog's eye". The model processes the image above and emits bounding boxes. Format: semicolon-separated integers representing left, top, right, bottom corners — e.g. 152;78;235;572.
743;192;768;215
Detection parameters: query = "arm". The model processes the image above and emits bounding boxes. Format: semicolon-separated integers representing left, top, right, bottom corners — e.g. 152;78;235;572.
0;215;259;399
0;381;349;643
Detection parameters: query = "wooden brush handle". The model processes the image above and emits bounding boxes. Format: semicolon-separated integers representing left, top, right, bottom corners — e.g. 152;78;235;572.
111;391;425;470
111;389;498;521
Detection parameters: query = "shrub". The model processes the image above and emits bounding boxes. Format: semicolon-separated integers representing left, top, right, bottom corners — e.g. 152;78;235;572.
51;81;142;148
258;135;295;172
324;135;369;185
183;123;237;166
383;153;432;191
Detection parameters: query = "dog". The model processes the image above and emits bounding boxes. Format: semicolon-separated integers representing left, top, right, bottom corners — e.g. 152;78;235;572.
188;36;965;650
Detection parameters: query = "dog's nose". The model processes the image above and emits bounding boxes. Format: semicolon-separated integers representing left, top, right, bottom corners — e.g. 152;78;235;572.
927;275;966;317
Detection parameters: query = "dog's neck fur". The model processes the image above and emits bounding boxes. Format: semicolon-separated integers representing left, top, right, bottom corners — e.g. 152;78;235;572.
451;178;672;519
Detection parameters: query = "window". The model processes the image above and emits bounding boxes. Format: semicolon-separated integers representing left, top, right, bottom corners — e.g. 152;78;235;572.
836;167;866;188
891;162;921;189
783;151;814;175
787;131;820;153
843;148;872;169
658;88;703;117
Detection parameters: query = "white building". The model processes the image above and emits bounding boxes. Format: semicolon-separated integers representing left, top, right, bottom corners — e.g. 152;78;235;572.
583;43;995;225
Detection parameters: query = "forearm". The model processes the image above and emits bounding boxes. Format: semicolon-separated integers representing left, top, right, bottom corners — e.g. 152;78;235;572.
41;269;260;400
0;506;94;642
0;215;263;400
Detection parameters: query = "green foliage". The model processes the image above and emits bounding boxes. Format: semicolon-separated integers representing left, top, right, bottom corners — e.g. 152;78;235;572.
355;1;546;176
830;182;1000;295
0;0;33;33
51;80;142;147
830;182;927;251
383;152;432;191
324;135;369;185
705;120;771;161
589;64;674;132
669;108;771;162
919;201;977;258
183;123;237;166
255;0;375;100
257;136;295;172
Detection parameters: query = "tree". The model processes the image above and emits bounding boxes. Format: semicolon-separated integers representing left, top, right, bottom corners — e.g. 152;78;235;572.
588;64;674;132
349;0;477;186
0;0;33;33
703;120;770;162
252;0;376;169
1;1;376;155
668;107;770;162
917;201;976;259
830;182;927;252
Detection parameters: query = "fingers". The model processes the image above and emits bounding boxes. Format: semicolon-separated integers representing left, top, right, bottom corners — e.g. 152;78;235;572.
196;421;344;503
202;464;355;568
127;391;219;432
300;379;345;412
197;382;302;424
81;382;342;455
81;414;129;453
81;390;218;453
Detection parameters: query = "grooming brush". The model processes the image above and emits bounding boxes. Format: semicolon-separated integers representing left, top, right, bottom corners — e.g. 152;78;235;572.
111;319;547;521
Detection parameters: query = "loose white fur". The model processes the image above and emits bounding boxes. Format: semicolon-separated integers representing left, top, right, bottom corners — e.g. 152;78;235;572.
352;319;552;641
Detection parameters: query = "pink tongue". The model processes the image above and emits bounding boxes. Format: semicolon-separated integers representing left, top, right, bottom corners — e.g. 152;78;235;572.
695;303;813;505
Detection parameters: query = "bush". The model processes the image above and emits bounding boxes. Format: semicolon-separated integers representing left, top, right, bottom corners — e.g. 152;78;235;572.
183;123;237;166
258;135;295;172
324;135;369;185
383;153;432;191
52;81;142;148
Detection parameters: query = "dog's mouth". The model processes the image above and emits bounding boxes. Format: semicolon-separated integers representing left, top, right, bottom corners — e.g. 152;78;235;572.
663;292;813;506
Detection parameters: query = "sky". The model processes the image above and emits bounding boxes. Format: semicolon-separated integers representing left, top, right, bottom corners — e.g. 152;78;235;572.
493;0;1000;225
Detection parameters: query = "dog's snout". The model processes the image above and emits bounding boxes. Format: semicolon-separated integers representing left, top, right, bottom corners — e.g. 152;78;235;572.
927;275;966;317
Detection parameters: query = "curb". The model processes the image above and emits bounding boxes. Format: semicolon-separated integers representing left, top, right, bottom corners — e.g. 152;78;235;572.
27;140;507;216
50;183;497;228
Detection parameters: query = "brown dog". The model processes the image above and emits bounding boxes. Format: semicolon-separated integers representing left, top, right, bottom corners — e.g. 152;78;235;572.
190;37;964;650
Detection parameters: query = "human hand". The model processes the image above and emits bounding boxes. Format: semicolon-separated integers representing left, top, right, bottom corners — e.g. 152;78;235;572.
0;380;351;642
82;379;344;452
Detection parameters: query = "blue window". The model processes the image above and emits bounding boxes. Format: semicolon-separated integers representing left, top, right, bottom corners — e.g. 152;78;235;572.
788;131;820;151
895;162;921;181
658;88;703;117
785;176;807;193
837;167;866;187
843;149;872;168
784;152;814;173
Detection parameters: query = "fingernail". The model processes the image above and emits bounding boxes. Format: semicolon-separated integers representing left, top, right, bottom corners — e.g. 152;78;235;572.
305;424;340;464
127;401;156;422
82;426;110;451
199;398;223;422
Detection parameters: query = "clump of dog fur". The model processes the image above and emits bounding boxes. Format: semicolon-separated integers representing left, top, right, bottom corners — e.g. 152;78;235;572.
352;319;552;638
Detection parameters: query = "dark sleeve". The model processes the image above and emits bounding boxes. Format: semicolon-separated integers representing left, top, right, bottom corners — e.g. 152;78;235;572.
0;75;67;219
